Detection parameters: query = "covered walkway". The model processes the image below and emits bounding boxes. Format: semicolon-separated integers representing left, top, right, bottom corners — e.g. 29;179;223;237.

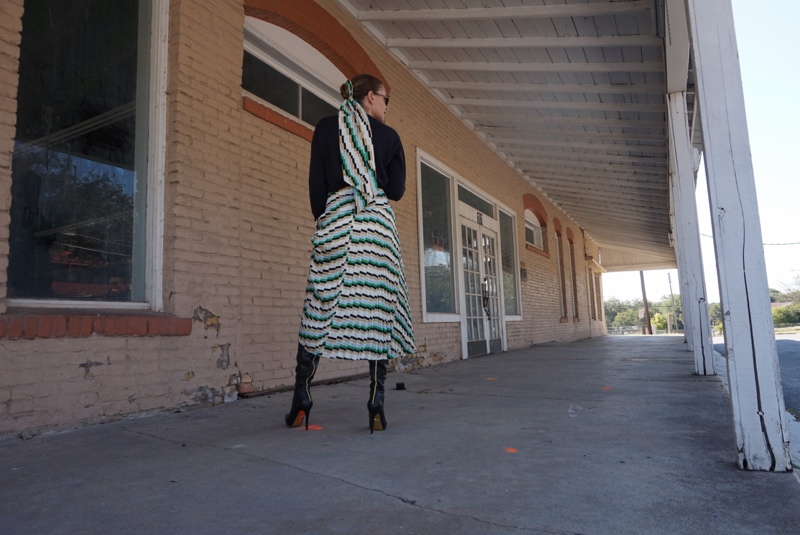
2;337;798;534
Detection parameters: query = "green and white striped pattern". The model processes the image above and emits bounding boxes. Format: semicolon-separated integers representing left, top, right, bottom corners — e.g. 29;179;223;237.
338;97;378;213
299;189;415;360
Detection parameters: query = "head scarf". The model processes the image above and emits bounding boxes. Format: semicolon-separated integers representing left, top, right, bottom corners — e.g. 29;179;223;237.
338;80;378;213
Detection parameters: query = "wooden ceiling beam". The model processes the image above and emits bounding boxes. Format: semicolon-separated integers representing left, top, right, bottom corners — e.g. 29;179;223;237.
479;128;667;142
449;97;664;113
409;60;664;74
430;80;665;95
494;138;667;154
357;1;650;21
388;36;661;49
462;113;667;128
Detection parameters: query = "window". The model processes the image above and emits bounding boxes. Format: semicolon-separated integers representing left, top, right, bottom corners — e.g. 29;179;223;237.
569;240;579;319
243;18;340;128
555;233;567;319
458;186;494;219
588;268;597;320
594;273;603;322
8;0;157;303
499;211;519;316
524;210;544;250
420;163;456;315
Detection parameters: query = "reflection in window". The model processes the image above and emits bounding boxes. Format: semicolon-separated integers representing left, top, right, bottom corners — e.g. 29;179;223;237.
421;163;455;314
555;234;567;318
8;0;149;301
524;209;544;250
569;241;579;319
499;211;519;316
458;185;494;219
242;47;336;127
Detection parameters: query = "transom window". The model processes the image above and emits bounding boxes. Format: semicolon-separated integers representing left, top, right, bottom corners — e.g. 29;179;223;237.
242;18;341;128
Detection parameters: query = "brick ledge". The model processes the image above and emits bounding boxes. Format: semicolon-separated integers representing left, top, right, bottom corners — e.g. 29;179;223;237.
0;310;192;340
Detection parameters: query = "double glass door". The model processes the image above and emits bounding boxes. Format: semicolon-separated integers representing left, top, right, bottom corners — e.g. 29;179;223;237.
459;204;503;358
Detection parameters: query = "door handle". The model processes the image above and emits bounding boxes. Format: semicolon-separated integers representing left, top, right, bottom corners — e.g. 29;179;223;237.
482;277;490;317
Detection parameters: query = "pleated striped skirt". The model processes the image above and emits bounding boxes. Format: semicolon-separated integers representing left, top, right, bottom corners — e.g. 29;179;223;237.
299;188;415;360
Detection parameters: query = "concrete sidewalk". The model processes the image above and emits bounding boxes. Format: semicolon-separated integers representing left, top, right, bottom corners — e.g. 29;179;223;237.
2;336;799;535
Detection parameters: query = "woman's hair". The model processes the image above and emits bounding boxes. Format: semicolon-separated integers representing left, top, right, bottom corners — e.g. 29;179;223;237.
340;74;384;101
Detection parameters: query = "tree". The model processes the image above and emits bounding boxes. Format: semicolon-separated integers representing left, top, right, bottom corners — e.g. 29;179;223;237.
652;312;667;331
612;308;641;328
773;304;800;325
708;302;724;331
604;298;642;328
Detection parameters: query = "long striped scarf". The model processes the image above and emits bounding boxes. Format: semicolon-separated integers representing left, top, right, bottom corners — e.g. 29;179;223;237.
338;85;378;213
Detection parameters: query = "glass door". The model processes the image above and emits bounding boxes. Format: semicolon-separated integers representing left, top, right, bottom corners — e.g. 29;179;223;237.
459;204;503;358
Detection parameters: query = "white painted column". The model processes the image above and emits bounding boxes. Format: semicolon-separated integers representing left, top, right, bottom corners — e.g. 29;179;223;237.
669;182;695;350
669;174;695;349
668;92;715;376
686;0;790;471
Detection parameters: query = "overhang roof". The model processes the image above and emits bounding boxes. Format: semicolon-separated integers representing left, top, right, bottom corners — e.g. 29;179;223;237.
338;0;698;272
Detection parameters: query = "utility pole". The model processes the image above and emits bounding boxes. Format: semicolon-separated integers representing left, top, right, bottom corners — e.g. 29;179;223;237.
667;272;677;333
640;271;652;334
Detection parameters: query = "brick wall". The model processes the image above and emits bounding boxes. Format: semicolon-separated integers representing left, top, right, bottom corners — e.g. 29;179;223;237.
0;0;609;435
0;0;23;315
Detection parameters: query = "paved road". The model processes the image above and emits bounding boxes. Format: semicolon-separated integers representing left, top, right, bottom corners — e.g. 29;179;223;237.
714;334;800;417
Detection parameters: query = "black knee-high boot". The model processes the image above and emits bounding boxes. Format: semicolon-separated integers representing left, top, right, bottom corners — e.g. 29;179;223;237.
368;360;388;433
285;344;320;429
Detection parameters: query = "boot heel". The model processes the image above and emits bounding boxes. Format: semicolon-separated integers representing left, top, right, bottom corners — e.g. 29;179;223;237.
369;409;385;434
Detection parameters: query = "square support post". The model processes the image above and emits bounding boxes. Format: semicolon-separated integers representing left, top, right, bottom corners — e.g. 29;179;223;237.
667;92;715;376
686;0;790;471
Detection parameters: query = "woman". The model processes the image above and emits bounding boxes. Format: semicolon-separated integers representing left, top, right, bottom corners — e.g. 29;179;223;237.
285;74;415;433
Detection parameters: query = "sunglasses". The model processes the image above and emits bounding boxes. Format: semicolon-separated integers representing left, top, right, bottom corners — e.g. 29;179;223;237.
374;92;390;107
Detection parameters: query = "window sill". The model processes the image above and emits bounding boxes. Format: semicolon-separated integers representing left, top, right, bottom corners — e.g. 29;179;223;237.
559;317;569;323
243;96;313;141
525;244;550;258
0;309;192;340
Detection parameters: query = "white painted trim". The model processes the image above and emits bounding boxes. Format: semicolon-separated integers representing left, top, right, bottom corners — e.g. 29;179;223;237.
416;149;461;324
146;0;169;312
7;299;151;311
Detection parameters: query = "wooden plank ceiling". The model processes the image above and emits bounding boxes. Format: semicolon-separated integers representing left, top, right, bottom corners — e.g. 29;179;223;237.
338;0;679;271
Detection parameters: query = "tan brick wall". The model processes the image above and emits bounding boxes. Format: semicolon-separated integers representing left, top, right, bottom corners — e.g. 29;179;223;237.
0;0;23;314
0;0;610;435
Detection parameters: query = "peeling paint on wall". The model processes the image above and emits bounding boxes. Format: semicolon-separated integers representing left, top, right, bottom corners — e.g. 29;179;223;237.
214;343;231;369
192;306;221;337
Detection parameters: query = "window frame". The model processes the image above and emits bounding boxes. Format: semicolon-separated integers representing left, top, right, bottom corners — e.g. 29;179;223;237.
417;151;461;323
7;0;168;312
242;18;341;129
524;210;545;251
499;209;523;322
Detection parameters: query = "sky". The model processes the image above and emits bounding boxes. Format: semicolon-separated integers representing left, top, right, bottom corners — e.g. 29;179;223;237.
602;0;800;304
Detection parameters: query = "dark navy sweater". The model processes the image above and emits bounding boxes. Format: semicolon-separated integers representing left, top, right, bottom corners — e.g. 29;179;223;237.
308;114;406;219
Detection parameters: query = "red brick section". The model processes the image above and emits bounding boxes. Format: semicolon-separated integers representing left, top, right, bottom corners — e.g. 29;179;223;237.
0;312;192;340
522;193;548;227
243;0;387;90
243;97;313;141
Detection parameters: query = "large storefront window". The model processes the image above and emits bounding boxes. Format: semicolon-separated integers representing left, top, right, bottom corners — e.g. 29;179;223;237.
420;163;456;314
9;0;151;302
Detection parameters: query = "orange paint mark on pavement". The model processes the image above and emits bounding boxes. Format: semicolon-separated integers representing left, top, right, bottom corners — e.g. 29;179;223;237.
506;448;518;453
601;386;614;391
487;378;497;381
